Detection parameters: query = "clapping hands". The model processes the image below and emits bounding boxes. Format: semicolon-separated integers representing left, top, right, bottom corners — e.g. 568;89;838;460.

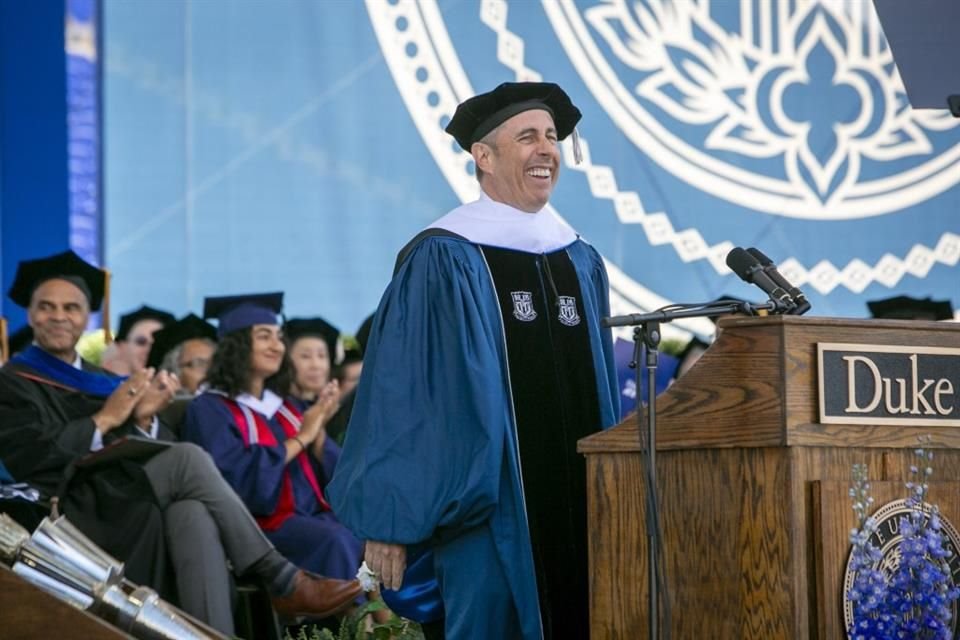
93;368;180;434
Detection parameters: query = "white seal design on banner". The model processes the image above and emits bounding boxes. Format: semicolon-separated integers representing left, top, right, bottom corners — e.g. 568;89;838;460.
365;0;958;315
547;0;960;219
365;0;714;339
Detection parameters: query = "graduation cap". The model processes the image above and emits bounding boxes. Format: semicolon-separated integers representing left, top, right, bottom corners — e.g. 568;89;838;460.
284;317;342;365
146;313;217;369
203;292;284;337
7;249;107;311
115;305;176;341
445;82;582;153
354;313;374;356
8;324;33;356
341;342;362;366
867;295;954;321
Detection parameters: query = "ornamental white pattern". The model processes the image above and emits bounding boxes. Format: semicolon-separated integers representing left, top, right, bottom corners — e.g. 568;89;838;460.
564;0;960;218
365;0;959;322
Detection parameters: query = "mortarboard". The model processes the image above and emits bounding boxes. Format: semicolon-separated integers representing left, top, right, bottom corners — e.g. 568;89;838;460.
867;295;954;321
116;305;176;341
284;317;342;365
7;250;107;311
8;324;34;356
340;343;362;365
445;82;582;152
146;313;218;369
203;292;284;337
354;313;374;356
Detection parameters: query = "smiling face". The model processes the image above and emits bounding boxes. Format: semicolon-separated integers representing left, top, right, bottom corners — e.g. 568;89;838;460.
289;336;331;395
249;324;285;379
28;279;90;363
473;109;560;213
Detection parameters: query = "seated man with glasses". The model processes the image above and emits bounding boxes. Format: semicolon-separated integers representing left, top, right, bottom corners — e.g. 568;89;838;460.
148;313;218;396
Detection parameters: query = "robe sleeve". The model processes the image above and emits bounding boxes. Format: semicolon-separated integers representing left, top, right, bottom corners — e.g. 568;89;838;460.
0;369;100;485
327;237;514;545
310;436;341;488
181;394;286;516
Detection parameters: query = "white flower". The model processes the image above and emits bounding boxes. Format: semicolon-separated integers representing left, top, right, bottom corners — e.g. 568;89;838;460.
356;561;379;592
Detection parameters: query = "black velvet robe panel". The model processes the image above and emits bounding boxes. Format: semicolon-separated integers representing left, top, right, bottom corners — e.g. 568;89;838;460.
0;361;174;596
482;245;602;640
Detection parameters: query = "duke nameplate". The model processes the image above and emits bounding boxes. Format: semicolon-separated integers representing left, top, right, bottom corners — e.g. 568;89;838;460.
818;343;960;426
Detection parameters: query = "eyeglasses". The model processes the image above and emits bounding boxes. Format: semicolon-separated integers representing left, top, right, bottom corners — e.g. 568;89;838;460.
179;357;211;371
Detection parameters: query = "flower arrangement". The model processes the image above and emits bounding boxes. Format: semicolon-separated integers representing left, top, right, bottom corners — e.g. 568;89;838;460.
846;443;960;639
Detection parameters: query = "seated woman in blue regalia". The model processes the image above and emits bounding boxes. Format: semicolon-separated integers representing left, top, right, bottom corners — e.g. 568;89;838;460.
181;293;364;591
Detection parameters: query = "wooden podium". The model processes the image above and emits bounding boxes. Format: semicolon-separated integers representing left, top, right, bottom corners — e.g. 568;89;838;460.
578;316;960;639
0;564;130;638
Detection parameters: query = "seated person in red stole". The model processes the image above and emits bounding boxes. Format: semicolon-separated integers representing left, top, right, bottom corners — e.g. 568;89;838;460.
0;251;362;636
182;294;365;599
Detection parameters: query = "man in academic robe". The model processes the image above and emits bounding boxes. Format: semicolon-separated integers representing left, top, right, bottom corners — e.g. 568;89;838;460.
0;250;362;635
327;82;620;639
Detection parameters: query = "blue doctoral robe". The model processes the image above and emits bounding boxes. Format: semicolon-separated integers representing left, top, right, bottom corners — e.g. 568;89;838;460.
182;392;362;582
327;235;619;639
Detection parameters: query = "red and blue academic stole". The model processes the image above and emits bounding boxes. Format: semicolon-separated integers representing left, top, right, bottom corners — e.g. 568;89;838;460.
223;398;330;531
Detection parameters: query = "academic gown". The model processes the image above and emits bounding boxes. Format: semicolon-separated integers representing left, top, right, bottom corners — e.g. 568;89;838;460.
182;391;362;582
328;196;620;639
0;348;175;597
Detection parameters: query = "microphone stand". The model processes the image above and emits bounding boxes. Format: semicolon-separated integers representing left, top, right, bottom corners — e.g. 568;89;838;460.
602;299;786;640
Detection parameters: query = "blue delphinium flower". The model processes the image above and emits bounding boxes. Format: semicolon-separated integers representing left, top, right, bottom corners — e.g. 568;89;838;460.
846;442;960;639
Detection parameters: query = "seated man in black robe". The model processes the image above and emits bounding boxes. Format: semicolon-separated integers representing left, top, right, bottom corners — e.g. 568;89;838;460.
0;250;362;635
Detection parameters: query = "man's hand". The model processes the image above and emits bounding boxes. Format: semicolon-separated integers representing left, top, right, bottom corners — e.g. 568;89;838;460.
364;541;406;591
92;369;154;434
133;370;180;427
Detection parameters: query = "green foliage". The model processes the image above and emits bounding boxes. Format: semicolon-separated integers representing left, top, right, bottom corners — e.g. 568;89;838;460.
340;334;360;352
282;601;424;640
659;337;688;357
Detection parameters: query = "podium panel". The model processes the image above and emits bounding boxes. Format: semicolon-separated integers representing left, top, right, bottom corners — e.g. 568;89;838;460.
579;316;960;638
814;480;960;639
0;564;130;638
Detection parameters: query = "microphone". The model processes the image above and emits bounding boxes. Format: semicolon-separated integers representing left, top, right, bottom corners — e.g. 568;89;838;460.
725;247;796;313
746;248;811;316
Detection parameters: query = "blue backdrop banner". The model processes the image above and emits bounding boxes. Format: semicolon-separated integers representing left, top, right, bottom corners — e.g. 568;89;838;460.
103;0;959;338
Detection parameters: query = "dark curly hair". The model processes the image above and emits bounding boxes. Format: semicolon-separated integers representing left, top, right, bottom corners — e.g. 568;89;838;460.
205;328;291;397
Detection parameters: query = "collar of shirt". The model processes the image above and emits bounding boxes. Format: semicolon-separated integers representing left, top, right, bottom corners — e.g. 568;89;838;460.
234;389;284;419
428;191;578;254
29;340;83;370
